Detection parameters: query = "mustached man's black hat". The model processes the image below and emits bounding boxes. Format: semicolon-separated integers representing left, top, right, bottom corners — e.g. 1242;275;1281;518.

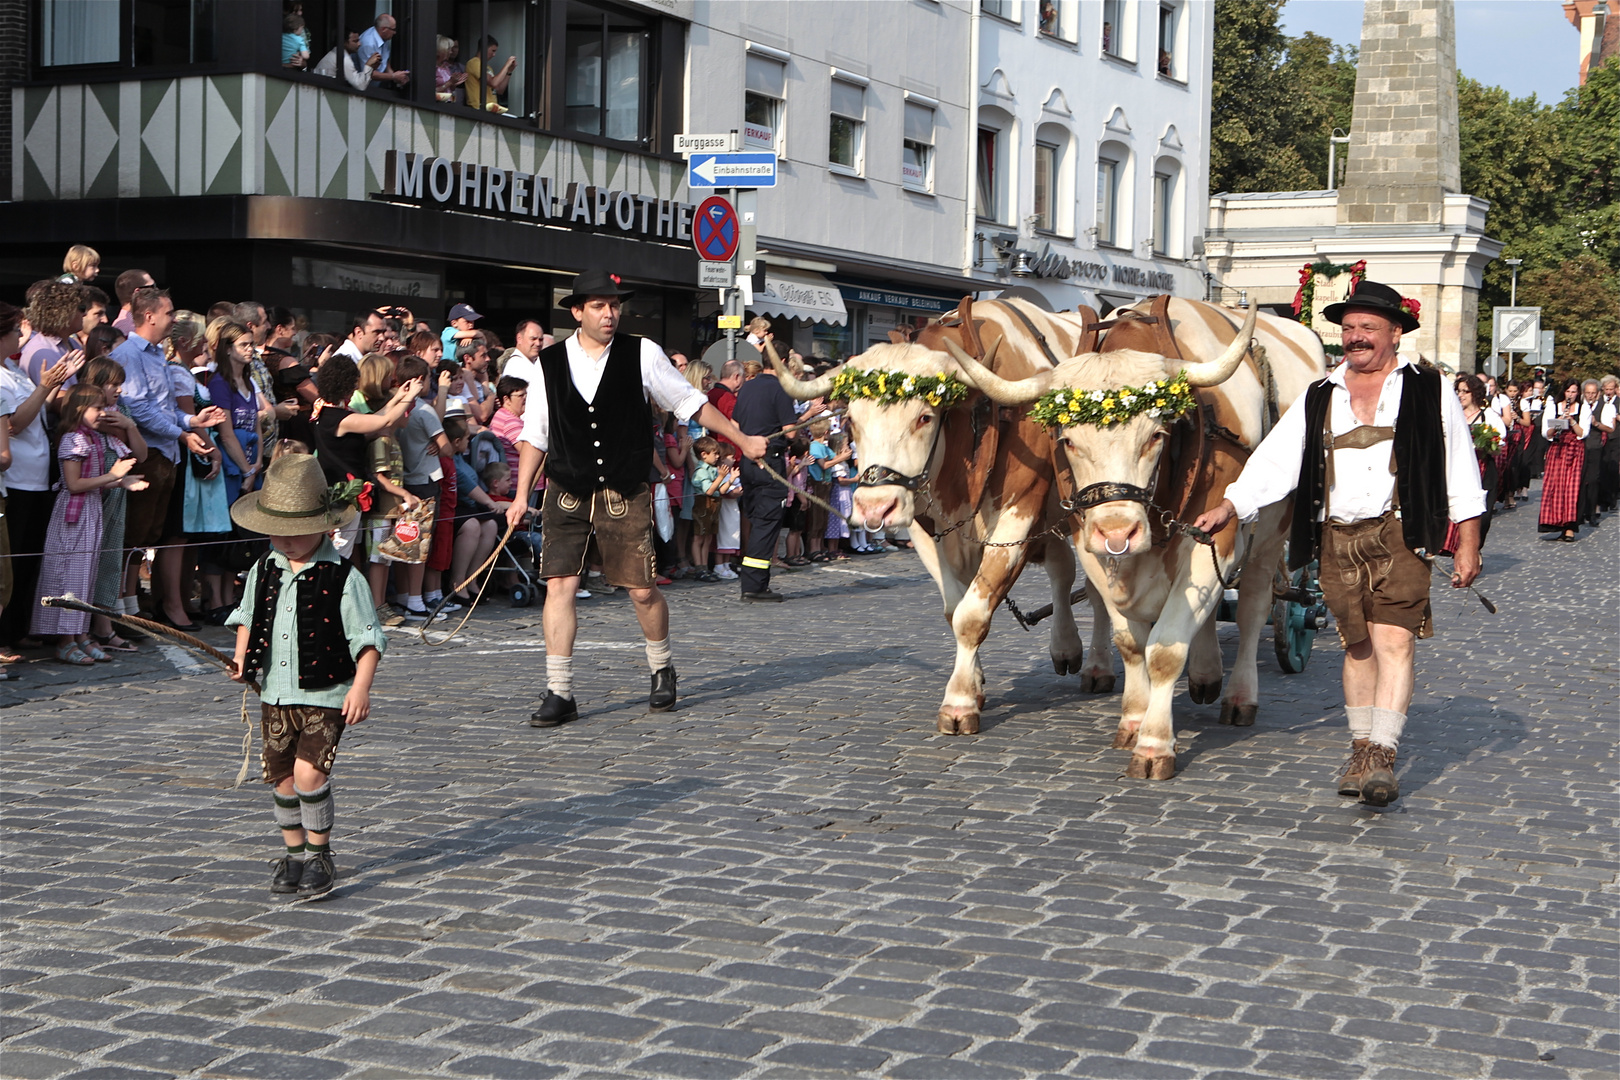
1322;279;1420;333
559;269;634;310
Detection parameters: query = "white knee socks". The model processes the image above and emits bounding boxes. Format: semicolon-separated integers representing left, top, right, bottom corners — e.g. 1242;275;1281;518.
1346;706;1374;739
1369;707;1406;751
645;637;672;673
546;655;574;699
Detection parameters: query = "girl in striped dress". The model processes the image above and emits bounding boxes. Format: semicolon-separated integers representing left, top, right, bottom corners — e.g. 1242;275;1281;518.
1540;381;1587;542
31;385;148;665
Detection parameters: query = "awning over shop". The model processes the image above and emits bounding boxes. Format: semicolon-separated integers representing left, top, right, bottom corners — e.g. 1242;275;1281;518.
835;279;965;315
752;270;849;326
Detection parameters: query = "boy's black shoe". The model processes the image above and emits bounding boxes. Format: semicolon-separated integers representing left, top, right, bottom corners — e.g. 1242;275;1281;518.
297;852;335;898
270;856;303;894
649;666;677;712
741;590;785;603
530;692;579;728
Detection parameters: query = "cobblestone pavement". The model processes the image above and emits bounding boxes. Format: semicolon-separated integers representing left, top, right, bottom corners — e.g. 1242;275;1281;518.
2;488;1616;1080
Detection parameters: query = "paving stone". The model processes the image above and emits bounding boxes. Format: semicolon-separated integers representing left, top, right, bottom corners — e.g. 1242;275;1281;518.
0;1050;77;1080
861;1025;973;1056
445;1055;564;1079
206;1053;350;1079
763;1043;890;1072
652;1025;780;1058
101;1038;228;1072
973;1039;1078;1071
623;1052;752;1079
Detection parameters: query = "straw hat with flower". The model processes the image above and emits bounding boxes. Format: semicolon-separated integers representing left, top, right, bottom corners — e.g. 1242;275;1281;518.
231;453;360;536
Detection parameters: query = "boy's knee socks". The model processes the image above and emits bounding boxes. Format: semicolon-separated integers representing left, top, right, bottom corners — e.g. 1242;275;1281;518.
272;790;301;830
294;781;334;834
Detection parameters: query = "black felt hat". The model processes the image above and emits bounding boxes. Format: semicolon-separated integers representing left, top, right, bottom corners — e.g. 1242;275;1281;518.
1322;279;1420;333
559;269;635;310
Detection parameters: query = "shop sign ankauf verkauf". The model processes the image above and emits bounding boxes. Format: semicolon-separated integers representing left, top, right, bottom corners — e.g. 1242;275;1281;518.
380;151;700;243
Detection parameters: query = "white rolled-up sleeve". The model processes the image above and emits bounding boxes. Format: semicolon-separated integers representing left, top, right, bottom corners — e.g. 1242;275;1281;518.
1223;385;1311;523
640;339;708;422
1439;386;1487;523
518;374;549;452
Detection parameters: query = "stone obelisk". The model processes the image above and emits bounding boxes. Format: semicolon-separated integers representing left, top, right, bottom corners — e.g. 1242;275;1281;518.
1336;0;1480;368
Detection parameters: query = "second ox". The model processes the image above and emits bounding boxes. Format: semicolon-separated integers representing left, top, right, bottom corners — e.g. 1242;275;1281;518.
950;299;1326;778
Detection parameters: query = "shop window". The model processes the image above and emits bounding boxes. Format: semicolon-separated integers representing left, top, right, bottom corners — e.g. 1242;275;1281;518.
1038;0;1075;43
981;0;1018;23
902;101;934;192
1157;3;1182;79
829;78;864;174
37;0;214;68
745;53;785;151
1096;157;1119;247
450;1;531;116
1034;142;1056;233
565;0;651;145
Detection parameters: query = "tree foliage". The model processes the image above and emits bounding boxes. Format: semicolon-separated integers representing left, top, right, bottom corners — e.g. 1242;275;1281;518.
1210;0;1357;194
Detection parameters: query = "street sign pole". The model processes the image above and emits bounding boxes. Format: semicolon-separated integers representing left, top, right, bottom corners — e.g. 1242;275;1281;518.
727;188;737;365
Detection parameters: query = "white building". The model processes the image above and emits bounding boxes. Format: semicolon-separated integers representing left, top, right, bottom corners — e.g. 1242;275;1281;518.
971;0;1214;313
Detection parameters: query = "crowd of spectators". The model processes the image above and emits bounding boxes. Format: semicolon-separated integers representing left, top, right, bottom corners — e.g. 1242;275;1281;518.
0;247;906;682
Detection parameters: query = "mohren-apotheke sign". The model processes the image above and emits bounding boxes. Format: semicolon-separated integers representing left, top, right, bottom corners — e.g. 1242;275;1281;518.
381;151;699;242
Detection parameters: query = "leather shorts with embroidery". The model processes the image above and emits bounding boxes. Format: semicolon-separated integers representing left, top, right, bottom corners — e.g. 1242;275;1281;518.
539;483;656;589
1319;511;1433;646
261;703;345;784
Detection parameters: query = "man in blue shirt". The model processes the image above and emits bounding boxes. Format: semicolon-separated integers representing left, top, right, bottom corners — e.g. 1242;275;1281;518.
358;13;410;87
109;288;225;554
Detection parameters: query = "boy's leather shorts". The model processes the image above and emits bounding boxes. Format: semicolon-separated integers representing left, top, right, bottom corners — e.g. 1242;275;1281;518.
539;483;656;589
261;703;345;784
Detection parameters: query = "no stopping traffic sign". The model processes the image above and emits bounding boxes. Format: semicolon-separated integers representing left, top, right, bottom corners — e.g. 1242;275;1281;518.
693;195;740;263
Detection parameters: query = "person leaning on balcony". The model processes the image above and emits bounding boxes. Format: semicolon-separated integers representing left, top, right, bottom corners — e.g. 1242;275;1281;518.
359;13;410;87
465;36;516;114
315;29;380;92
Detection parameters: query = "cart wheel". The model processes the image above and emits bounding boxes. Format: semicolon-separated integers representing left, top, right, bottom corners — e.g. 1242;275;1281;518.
510;584;533;608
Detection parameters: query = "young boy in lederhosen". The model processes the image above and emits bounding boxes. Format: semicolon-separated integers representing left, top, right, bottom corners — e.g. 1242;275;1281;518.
227;453;387;899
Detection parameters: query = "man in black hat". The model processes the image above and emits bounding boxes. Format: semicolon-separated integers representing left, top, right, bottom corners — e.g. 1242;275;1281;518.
506;270;767;727
1194;280;1485;808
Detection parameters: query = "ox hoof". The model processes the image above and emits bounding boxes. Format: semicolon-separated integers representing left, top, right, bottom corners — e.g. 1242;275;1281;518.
1188;678;1222;705
937;708;981;736
1080;672;1117;694
1218;701;1259;726
1125;753;1176;780
1111;727;1138;750
1052;652;1085;675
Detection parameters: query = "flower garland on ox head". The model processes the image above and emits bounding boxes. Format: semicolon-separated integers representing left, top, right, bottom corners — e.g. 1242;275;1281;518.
1027;372;1198;429
1291;258;1368;329
829;368;972;409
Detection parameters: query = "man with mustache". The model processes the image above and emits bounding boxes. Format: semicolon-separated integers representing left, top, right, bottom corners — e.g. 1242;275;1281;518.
1194;281;1484;807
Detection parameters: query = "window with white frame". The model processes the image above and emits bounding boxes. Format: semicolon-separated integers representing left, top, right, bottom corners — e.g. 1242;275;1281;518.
1039;0;1077;43
902;101;934;191
1151;171;1171;254
982;0;1019;23
1101;0;1133;60
829;79;865;173
745;53;785;150
977;110;1013;222
1034;141;1058;232
1157;3;1182;78
1096;157;1120;246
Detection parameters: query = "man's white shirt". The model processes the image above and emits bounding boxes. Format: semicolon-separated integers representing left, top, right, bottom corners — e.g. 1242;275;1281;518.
501;350;538;388
517;335;707;452
1224;358;1487;526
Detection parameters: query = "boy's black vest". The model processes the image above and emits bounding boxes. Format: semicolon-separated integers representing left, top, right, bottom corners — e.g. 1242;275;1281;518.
538;333;653;497
1289;364;1448;570
241;553;359;690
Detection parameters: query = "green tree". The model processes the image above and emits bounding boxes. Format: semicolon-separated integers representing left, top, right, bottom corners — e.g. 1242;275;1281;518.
1277;31;1358;187
1521;255;1620;382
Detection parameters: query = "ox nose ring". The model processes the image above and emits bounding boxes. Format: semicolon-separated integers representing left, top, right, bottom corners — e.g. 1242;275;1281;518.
1104;536;1131;556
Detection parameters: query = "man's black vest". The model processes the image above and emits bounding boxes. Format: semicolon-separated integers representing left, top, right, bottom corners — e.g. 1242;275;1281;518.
1289;364;1448;570
538;333;653;496
241;554;359;691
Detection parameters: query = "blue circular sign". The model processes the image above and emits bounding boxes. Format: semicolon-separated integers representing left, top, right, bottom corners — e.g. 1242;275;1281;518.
694;196;740;262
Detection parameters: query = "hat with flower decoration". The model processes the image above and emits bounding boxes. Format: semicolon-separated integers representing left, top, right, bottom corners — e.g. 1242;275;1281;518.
230;453;360;536
1322;279;1420;333
559;269;635;310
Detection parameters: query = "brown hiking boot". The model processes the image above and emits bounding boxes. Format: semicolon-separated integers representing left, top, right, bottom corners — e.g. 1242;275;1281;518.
1360;744;1400;806
1338;739;1374;797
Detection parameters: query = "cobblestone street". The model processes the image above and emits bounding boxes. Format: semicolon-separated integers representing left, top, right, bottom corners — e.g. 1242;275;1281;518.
2;491;1616;1080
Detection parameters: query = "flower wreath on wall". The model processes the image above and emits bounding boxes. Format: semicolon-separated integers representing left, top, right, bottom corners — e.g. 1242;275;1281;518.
1291;258;1368;329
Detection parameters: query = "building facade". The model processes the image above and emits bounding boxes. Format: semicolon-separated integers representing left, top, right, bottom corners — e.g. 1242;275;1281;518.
970;0;1213;314
5;0;1218;355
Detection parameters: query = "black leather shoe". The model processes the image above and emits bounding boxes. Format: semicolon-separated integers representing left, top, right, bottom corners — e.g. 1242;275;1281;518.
297;852;335;897
270;856;302;895
740;590;785;603
649;666;677;712
530;691;579;727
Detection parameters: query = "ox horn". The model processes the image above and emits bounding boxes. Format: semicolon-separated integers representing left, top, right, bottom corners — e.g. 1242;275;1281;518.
765;339;841;400
943;337;1049;405
1180;302;1259;387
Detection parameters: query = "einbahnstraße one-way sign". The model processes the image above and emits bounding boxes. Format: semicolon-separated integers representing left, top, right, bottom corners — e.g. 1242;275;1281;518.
687;152;778;189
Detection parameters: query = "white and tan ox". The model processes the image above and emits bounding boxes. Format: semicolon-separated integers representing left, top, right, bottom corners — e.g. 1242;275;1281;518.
950;299;1326;778
769;299;1114;734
